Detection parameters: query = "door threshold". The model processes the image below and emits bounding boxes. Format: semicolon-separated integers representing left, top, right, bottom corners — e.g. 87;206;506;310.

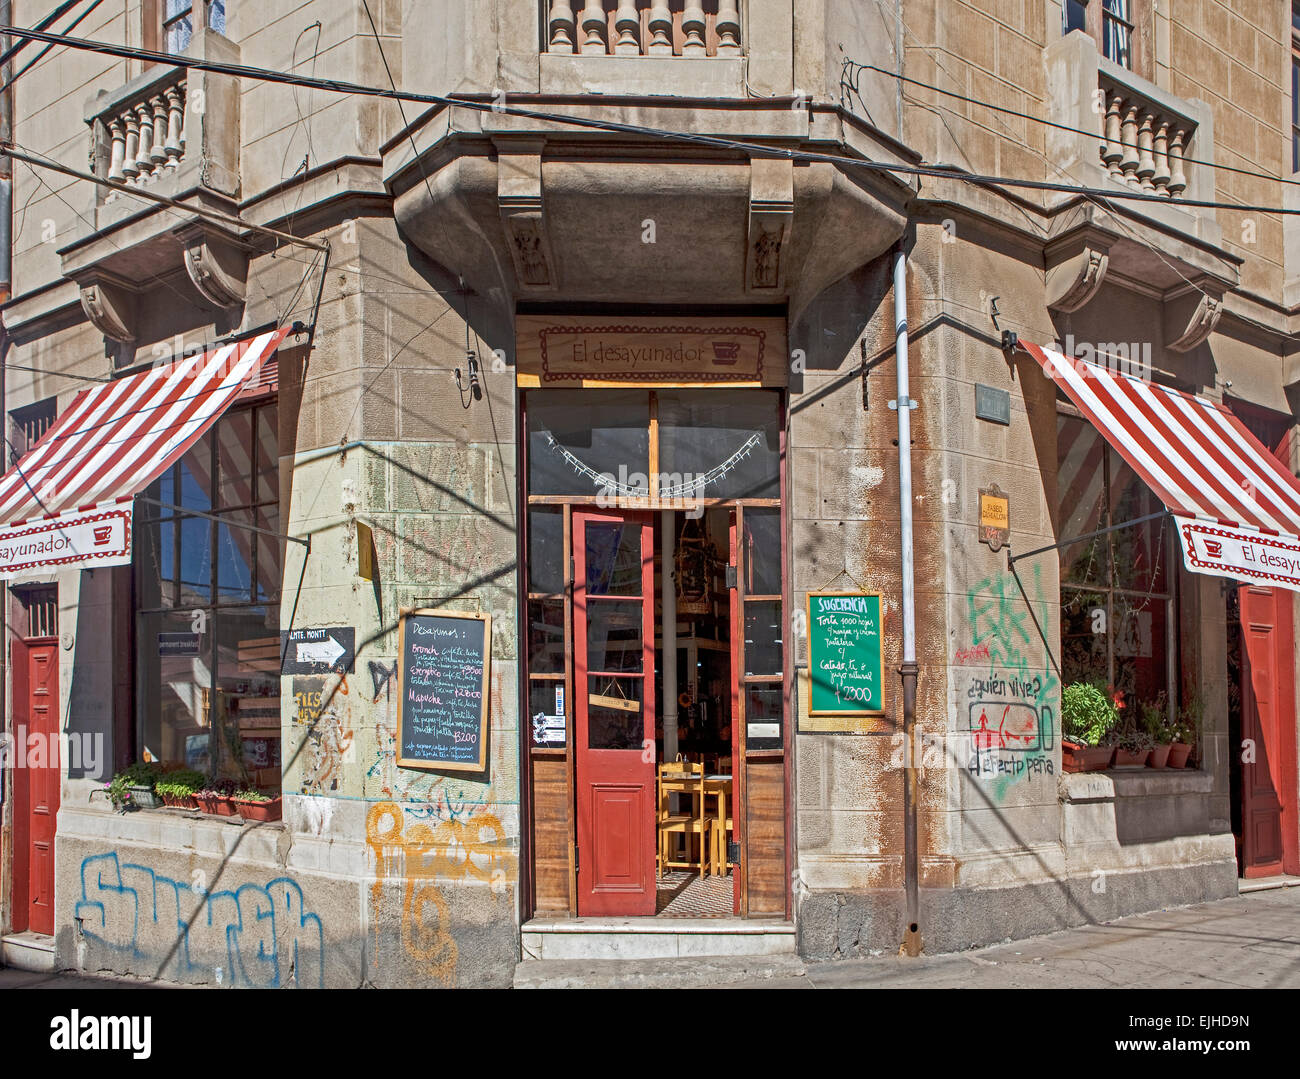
1238;875;1300;893
521;916;795;961
2;931;56;973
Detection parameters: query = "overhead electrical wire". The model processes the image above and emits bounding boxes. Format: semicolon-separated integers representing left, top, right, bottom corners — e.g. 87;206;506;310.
0;0;103;94
4;24;1300;218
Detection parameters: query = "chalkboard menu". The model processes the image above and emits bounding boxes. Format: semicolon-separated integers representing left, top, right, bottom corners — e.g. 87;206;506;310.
396;609;491;772
806;592;886;715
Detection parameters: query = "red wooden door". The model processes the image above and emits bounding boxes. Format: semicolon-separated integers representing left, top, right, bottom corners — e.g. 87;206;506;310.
1239;584;1298;877
12;637;60;934
573;510;656;916
728;514;743;914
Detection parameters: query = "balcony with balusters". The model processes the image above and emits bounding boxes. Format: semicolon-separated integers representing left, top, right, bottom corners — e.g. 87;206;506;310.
58;27;248;357
541;1;746;96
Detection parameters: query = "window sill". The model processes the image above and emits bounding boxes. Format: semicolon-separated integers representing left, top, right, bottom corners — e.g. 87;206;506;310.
1060;767;1210;803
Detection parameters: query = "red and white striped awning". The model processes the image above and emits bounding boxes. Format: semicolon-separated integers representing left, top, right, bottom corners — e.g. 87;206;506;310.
1023;341;1300;593
0;327;290;581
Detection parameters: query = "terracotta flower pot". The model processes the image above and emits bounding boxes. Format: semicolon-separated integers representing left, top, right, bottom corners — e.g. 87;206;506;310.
1167;742;1193;768
1062;740;1089;773
1113;748;1148;768
234;797;282;823
211;795;236;817
1082;746;1114;771
1148;744;1172;769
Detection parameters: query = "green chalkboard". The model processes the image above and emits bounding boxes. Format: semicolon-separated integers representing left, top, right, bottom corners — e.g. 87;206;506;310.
807;592;886;715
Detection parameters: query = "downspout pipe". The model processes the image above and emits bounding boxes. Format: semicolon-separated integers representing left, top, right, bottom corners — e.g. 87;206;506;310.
893;241;922;957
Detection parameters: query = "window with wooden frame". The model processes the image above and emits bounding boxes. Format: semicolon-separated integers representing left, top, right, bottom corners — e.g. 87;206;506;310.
144;0;226;54
1063;0;1149;78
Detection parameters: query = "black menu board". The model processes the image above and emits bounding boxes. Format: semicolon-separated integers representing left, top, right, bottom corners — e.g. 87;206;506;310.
395;609;491;772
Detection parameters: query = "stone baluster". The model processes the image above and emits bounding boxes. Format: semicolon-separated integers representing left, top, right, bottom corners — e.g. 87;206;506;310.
1136;112;1155;191
164;86;184;167
149;95;169;168
134;102;155;181
716;0;741;56
1151;120;1171;195
1119;103;1140;186
682;2;707;56
548;0;576;54
1167;127;1188;196
579;1;607;55
121;111;140;182
648;0;672;54
1102;94;1124;180
106;118;127;184
614;1;640;54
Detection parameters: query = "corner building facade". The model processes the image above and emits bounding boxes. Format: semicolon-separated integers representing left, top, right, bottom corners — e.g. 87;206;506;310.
1;1;1298;986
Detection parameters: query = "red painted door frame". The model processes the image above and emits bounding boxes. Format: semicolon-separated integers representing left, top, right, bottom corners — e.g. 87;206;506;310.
1238;585;1299;877
11;635;60;935
573;509;656;916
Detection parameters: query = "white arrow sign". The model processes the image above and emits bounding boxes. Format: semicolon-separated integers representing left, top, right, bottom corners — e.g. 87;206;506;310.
296;635;346;667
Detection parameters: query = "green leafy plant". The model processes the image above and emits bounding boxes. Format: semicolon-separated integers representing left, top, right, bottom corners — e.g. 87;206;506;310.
1140;692;1175;745
105;761;163;811
234;788;271;803
194;776;238;800
155;770;205;799
1062;681;1119;747
1176;688;1204;745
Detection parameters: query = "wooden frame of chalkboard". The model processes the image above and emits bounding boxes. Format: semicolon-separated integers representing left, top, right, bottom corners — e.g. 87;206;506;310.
806;591;887;717
395;608;491;772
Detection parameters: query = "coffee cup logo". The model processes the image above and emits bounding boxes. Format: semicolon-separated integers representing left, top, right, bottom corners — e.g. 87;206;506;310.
1203;539;1223;558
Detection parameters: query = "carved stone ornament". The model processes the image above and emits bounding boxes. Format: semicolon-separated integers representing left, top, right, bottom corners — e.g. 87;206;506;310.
175;224;248;309
496;139;555;292
78;274;137;343
1045;239;1110;313
747;156;794;292
1165;289;1223;353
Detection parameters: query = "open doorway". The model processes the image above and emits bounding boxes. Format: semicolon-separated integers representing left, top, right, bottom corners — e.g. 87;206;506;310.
522;386;788;921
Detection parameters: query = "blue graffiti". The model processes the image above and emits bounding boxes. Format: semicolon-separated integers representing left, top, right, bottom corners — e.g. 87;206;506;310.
74;852;325;988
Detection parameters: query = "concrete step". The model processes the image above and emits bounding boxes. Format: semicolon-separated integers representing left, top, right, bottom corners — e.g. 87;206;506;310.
514;953;807;989
521;916;796;962
2;931;55;973
1238;875;1300;893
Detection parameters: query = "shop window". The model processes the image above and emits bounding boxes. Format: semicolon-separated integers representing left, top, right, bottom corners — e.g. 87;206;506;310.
1057;410;1176;720
134;401;280;790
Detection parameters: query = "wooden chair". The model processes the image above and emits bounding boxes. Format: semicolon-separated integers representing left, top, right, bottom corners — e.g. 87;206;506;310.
657;760;715;878
708;778;734;877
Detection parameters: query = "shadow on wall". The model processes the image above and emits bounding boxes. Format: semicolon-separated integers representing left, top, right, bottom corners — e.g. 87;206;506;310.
65;573;114;782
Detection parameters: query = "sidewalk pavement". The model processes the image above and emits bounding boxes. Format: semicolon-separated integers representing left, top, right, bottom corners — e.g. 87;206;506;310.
5;884;1298;989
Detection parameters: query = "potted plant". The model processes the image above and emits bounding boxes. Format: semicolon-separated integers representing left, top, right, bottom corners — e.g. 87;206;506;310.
1111;720;1154;768
194;777;238;816
232;788;282;823
1140;693;1173;769
156;769;205;809
1061;681;1118;772
1169;689;1202;769
106;762;163;810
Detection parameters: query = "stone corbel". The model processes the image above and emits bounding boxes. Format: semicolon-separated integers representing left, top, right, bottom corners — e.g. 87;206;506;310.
78;271;137;343
496;139;555;291
175;224;248;309
1045;229;1111;313
747;157;794;292
1164;283;1224;353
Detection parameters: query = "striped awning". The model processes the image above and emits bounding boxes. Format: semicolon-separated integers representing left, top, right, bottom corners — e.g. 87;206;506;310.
1023;341;1300;593
0;327;290;581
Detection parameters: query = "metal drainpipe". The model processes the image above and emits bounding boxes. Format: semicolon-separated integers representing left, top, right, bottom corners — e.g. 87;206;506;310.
893;241;922;957
0;0;11;845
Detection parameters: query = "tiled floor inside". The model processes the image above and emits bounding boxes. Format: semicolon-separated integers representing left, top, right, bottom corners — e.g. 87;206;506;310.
655;870;735;917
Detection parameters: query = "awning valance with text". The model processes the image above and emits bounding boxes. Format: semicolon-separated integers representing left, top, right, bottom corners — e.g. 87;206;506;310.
1022;341;1300;594
0;327;290;581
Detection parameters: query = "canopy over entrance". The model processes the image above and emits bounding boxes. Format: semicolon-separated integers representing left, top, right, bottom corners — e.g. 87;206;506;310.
1021;340;1300;594
0;327;290;581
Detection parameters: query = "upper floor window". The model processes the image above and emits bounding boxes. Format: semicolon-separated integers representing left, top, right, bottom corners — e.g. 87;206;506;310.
8;397;56;466
1064;0;1142;75
149;0;226;54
